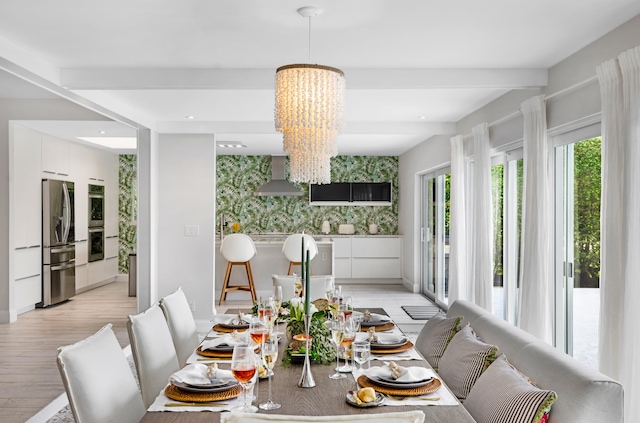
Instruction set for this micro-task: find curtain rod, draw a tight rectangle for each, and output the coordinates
[461,75,599,140]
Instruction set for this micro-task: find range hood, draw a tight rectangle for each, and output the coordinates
[254,156,303,196]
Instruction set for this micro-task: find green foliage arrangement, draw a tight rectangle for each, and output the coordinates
[281,298,335,366]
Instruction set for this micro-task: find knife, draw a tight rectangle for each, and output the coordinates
[164,402,229,407]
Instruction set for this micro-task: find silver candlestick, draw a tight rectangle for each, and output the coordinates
[298,313,316,388]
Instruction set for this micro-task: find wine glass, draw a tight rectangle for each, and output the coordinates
[272,286,283,313]
[259,336,280,410]
[337,317,356,373]
[328,319,346,379]
[230,344,258,413]
[353,340,371,371]
[261,297,277,332]
[249,317,268,348]
[324,277,335,301]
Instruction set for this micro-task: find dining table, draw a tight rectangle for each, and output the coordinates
[139,308,475,423]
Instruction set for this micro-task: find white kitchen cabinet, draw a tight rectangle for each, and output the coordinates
[75,240,88,266]
[332,237,352,279]
[103,153,119,237]
[105,257,118,278]
[70,144,89,242]
[14,247,41,281]
[87,260,104,286]
[12,124,42,249]
[41,134,70,176]
[105,236,119,259]
[15,275,42,311]
[75,263,88,290]
[333,236,402,280]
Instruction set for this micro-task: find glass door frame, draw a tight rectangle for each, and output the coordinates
[420,167,450,307]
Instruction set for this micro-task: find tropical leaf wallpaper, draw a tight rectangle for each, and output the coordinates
[216,155,398,235]
[118,155,137,274]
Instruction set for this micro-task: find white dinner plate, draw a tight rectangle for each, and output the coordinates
[172,379,238,393]
[368,375,433,389]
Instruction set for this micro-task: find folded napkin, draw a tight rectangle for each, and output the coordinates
[365,365,432,383]
[211,314,250,325]
[200,334,244,350]
[373,334,406,344]
[354,312,390,323]
[169,363,235,386]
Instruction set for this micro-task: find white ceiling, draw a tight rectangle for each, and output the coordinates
[1,0,639,155]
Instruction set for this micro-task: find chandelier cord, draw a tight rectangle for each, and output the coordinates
[307,16,312,63]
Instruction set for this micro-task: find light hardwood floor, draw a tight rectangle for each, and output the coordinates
[0,281,136,423]
[0,281,433,422]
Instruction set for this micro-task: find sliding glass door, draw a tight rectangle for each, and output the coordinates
[421,169,450,305]
[554,132,601,368]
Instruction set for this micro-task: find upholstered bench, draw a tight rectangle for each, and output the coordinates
[415,299,623,423]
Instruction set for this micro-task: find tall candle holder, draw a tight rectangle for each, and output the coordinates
[298,313,316,388]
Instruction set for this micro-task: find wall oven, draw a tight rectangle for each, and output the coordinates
[88,184,105,227]
[88,227,104,262]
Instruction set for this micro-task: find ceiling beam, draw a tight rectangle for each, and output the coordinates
[61,68,548,90]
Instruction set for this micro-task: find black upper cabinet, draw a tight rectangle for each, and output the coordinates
[309,182,392,206]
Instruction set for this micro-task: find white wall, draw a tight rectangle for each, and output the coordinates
[398,134,452,292]
[398,14,640,292]
[157,134,216,328]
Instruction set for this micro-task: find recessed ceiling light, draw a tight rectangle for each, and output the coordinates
[418,116,427,120]
[216,142,247,149]
[186,115,195,119]
[98,130,107,134]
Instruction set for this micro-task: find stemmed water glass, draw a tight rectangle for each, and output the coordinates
[259,336,280,410]
[273,286,283,313]
[261,297,277,333]
[328,318,346,379]
[230,344,258,413]
[325,277,335,301]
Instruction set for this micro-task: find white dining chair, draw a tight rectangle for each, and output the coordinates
[127,303,180,408]
[272,274,333,302]
[57,323,146,423]
[159,286,200,366]
[220,410,425,423]
[282,233,318,275]
[219,233,258,304]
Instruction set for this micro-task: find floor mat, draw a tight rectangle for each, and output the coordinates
[401,305,442,320]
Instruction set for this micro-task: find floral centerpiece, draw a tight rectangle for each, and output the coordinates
[282,297,335,365]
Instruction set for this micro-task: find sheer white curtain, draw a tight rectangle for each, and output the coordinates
[470,123,493,312]
[448,135,469,304]
[517,95,553,344]
[597,45,640,423]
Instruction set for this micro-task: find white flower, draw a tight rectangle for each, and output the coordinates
[290,297,302,307]
[310,304,319,314]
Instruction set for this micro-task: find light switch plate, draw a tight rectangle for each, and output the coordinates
[184,225,200,236]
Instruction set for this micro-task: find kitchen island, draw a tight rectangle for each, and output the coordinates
[214,235,334,301]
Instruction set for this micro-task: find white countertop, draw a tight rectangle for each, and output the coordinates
[215,233,402,244]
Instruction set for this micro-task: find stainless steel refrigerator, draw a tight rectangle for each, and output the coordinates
[39,179,76,307]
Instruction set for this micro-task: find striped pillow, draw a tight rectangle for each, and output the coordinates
[437,325,499,400]
[464,355,557,423]
[414,313,462,371]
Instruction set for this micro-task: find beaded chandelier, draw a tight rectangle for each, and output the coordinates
[274,7,345,185]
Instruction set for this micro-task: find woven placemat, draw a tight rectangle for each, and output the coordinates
[357,374,441,397]
[165,383,241,402]
[370,341,414,355]
[212,324,248,333]
[196,346,233,358]
[360,321,395,332]
[197,345,259,358]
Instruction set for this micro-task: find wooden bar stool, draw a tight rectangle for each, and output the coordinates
[282,233,318,275]
[219,234,257,305]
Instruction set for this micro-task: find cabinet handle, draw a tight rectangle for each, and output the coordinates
[15,274,40,281]
[51,261,76,271]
